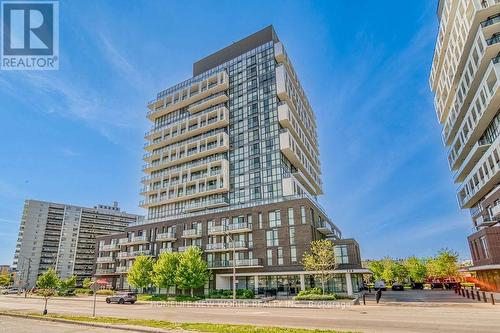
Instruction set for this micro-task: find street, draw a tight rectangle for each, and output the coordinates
[0,290,499,333]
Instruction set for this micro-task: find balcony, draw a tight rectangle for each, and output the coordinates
[119,235,148,245]
[178,245,200,252]
[144,106,229,150]
[187,92,229,114]
[156,232,176,242]
[118,238,129,245]
[184,196,230,212]
[182,229,202,238]
[316,221,332,235]
[159,247,174,254]
[207,225,225,235]
[205,241,248,252]
[208,258,262,269]
[140,177,228,208]
[143,132,229,173]
[116,266,130,274]
[278,102,319,162]
[457,138,500,208]
[95,268,116,275]
[431,0,500,122]
[205,243,226,252]
[102,244,120,251]
[117,250,151,259]
[141,156,227,185]
[441,27,500,146]
[279,130,322,195]
[447,61,500,171]
[147,71,229,120]
[226,222,251,233]
[96,256,115,263]
[475,215,500,230]
[454,138,491,183]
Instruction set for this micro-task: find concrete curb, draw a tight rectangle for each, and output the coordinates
[0,311,188,333]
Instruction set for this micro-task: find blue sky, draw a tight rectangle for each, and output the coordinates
[0,0,471,265]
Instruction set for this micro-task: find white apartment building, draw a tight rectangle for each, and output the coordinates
[430,0,500,291]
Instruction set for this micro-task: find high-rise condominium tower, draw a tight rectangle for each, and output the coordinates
[95,26,368,296]
[430,0,500,291]
[13,200,143,287]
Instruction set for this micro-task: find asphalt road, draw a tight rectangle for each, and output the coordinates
[1,290,499,333]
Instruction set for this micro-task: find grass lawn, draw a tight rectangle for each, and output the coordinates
[28,313,358,333]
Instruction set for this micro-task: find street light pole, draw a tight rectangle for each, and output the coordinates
[92,276,97,317]
[226,232,236,304]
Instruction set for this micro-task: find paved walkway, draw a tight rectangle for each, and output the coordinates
[1,291,499,333]
[0,315,123,333]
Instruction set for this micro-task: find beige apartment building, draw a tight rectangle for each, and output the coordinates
[13,200,143,287]
[430,0,500,291]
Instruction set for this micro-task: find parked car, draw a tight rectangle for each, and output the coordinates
[374,280,386,291]
[391,283,404,291]
[1,287,20,295]
[105,292,136,304]
[411,282,424,290]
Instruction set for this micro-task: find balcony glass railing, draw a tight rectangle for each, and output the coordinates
[156,232,176,241]
[227,222,250,232]
[182,229,202,237]
[481,14,500,28]
[208,258,261,268]
[486,34,500,46]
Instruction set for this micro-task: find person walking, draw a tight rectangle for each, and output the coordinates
[376,288,382,304]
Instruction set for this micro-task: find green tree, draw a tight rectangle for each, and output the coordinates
[58,275,77,295]
[127,255,154,293]
[82,277,92,289]
[404,257,428,283]
[377,258,408,283]
[301,239,336,294]
[379,257,395,283]
[0,274,11,287]
[153,252,180,295]
[427,249,459,280]
[175,246,210,297]
[36,268,60,315]
[367,260,385,281]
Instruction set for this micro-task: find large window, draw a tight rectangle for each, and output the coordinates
[480,236,490,258]
[287,208,294,225]
[335,245,349,264]
[289,226,295,245]
[290,246,297,264]
[277,247,284,265]
[267,249,273,266]
[300,206,306,224]
[268,210,281,228]
[266,229,279,246]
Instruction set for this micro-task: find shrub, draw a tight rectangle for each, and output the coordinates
[294,294,337,301]
[241,289,254,299]
[137,294,169,301]
[297,287,322,297]
[56,289,76,297]
[207,289,255,299]
[75,288,92,295]
[174,295,202,302]
[95,289,115,296]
